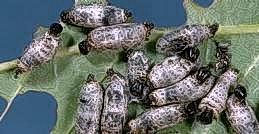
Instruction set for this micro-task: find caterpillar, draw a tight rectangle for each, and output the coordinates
[156,24,218,55]
[75,74,103,134]
[16,23,63,76]
[149,66,215,106]
[60,5,132,28]
[197,68,238,124]
[127,50,150,100]
[226,85,259,134]
[148,47,200,89]
[78,22,154,55]
[101,69,128,134]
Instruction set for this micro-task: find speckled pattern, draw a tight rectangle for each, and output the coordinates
[128,104,186,134]
[226,95,259,134]
[148,55,199,89]
[61,5,128,28]
[198,69,238,119]
[156,24,217,55]
[127,50,150,98]
[149,73,215,106]
[101,72,128,134]
[215,42,232,73]
[75,76,103,134]
[87,23,151,51]
[17,32,61,72]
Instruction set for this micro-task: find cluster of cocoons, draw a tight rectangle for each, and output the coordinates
[16,3,258,134]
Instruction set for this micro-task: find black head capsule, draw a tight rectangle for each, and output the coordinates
[196,66,211,84]
[180,47,200,62]
[129,80,145,97]
[208,23,219,36]
[234,85,247,103]
[143,22,154,35]
[184,101,199,117]
[197,109,214,125]
[49,23,63,36]
[78,40,91,55]
[124,9,133,19]
[14,68,23,79]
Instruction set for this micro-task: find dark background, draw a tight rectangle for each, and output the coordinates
[0,0,213,133]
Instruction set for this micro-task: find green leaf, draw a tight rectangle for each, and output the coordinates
[0,0,258,134]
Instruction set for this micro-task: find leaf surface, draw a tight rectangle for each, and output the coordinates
[0,0,258,134]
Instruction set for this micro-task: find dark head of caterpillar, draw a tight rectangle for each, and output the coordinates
[86,73,96,83]
[196,66,211,84]
[184,101,199,117]
[49,23,63,36]
[14,68,24,79]
[60,10,73,24]
[129,80,145,97]
[143,22,154,35]
[234,84,247,103]
[78,40,91,55]
[180,47,200,62]
[124,9,133,19]
[197,109,214,125]
[79,98,87,103]
[208,23,219,37]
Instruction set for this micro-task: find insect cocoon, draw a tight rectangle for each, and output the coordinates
[78,22,154,55]
[197,68,238,124]
[149,66,215,106]
[148,47,200,89]
[226,85,259,134]
[16,23,63,76]
[156,24,218,55]
[75,74,103,134]
[101,69,128,134]
[60,5,132,28]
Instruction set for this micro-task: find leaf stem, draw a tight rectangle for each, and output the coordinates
[0,85,23,122]
[0,24,259,73]
[218,24,259,35]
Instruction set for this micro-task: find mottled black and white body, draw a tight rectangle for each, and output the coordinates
[149,67,215,106]
[156,24,218,55]
[226,85,259,134]
[60,5,132,28]
[128,102,197,134]
[16,23,63,75]
[101,69,128,134]
[197,68,238,124]
[78,22,154,55]
[75,74,103,134]
[148,48,200,89]
[127,50,150,99]
[215,41,232,73]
